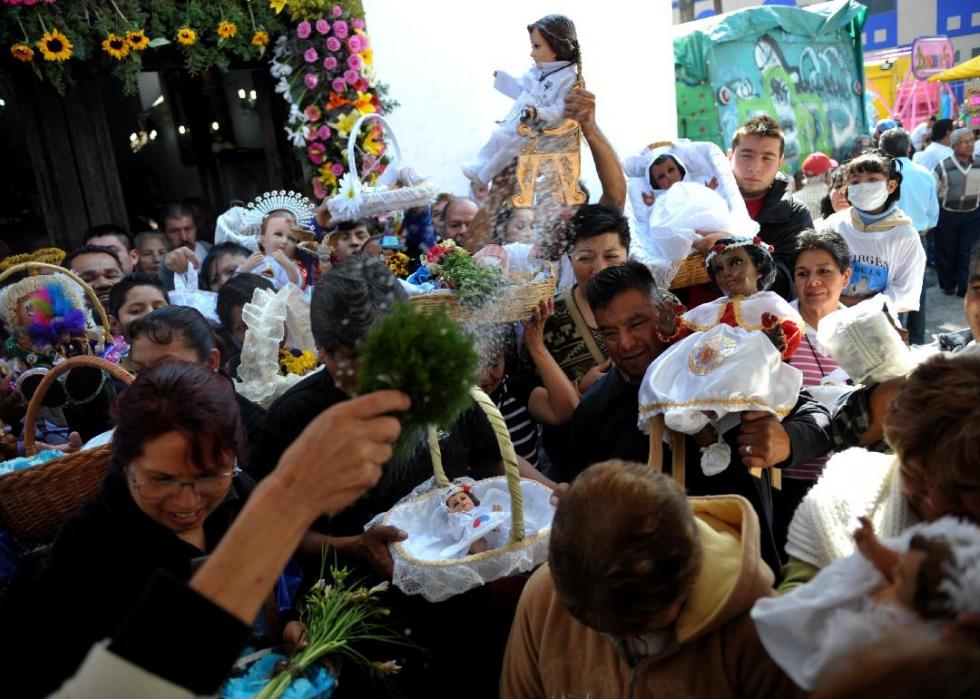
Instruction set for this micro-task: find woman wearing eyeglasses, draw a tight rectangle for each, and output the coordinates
[0,362,275,698]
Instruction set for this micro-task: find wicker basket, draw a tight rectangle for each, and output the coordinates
[0,356,133,542]
[669,252,710,289]
[382,386,554,602]
[409,273,556,325]
[0,248,67,272]
[0,261,114,349]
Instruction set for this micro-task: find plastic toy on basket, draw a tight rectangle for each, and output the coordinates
[326,114,438,222]
[377,386,555,602]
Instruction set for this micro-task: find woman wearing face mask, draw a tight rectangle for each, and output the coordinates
[819,151,926,312]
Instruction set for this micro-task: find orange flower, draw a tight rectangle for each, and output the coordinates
[353,91,377,115]
[251,31,270,47]
[326,92,351,110]
[217,21,237,40]
[11,43,34,62]
[176,27,197,46]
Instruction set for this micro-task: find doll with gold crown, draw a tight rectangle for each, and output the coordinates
[639,237,805,476]
[235,191,317,291]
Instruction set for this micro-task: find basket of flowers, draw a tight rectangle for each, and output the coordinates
[327,113,439,222]
[406,240,556,324]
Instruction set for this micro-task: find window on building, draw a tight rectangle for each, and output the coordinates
[865,0,896,14]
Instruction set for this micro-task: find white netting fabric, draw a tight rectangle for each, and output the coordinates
[235,284,320,408]
[816,294,914,384]
[375,476,555,602]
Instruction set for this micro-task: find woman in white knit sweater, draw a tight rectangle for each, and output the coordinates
[780,349,980,590]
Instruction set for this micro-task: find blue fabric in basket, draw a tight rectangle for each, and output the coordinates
[0,450,67,476]
[221,651,335,699]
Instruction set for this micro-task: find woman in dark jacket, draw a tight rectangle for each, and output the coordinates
[0,363,267,697]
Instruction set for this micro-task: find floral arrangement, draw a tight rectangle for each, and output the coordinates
[417,239,503,304]
[356,302,478,458]
[237,567,401,699]
[268,0,397,199]
[1,0,287,94]
[383,250,410,279]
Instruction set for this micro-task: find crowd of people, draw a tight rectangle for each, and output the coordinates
[2,27,980,697]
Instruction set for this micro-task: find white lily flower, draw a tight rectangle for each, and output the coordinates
[284,125,307,148]
[275,77,292,97]
[270,60,293,79]
[331,171,363,219]
[288,104,306,125]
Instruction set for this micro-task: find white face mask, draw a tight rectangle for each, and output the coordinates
[847,181,890,212]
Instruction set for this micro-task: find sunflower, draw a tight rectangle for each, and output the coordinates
[126,29,150,51]
[217,21,237,40]
[36,28,73,62]
[10,43,34,62]
[251,30,269,47]
[176,27,197,46]
[102,33,131,60]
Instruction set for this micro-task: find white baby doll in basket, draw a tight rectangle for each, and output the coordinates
[462,14,581,188]
[624,140,758,289]
[752,516,980,691]
[639,238,804,476]
[237,191,316,291]
[437,482,513,559]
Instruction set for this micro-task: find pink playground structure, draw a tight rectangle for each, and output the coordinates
[893,37,959,125]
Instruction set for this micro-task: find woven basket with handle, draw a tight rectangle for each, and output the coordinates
[670,252,711,289]
[409,271,556,325]
[0,356,133,542]
[382,386,554,602]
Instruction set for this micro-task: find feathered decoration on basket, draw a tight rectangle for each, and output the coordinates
[24,283,87,348]
[241,190,317,237]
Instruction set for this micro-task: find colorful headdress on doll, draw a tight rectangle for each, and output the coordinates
[0,274,92,341]
[704,236,777,292]
[240,190,317,239]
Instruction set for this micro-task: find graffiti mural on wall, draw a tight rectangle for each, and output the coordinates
[678,30,867,169]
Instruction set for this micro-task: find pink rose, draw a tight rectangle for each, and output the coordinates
[305,124,320,141]
[352,18,365,30]
[304,47,318,63]
[315,19,330,35]
[331,163,345,176]
[296,21,312,39]
[304,73,319,90]
[331,78,347,93]
[318,124,332,140]
[332,20,348,39]
[344,69,359,85]
[331,5,342,17]
[307,143,326,164]
[346,54,361,70]
[312,177,328,200]
[323,56,338,70]
[347,35,363,52]
[325,36,341,52]
[304,105,322,121]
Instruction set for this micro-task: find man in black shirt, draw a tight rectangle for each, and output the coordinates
[565,262,832,572]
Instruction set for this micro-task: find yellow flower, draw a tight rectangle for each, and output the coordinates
[251,30,270,47]
[217,21,237,40]
[331,110,360,138]
[362,125,384,157]
[10,43,34,63]
[102,33,131,60]
[269,0,288,14]
[353,91,377,116]
[317,165,338,190]
[360,47,373,66]
[36,29,73,62]
[126,29,150,51]
[176,27,197,46]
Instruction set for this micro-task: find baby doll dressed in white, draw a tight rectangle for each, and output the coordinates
[437,482,512,559]
[237,191,316,291]
[752,516,980,691]
[624,140,757,288]
[463,14,581,188]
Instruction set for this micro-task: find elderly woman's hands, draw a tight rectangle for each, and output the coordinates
[272,390,410,519]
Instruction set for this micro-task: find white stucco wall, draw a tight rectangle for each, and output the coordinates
[363,0,676,199]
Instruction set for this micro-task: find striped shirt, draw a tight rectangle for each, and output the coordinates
[785,303,843,480]
[492,374,539,468]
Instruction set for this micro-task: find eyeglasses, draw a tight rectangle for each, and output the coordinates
[128,466,240,499]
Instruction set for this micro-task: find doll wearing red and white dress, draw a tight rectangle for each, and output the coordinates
[657,236,803,360]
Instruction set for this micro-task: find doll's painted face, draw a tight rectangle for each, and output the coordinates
[259,212,299,256]
[711,247,760,298]
[649,156,684,190]
[529,28,557,66]
[447,491,476,513]
[504,208,534,244]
